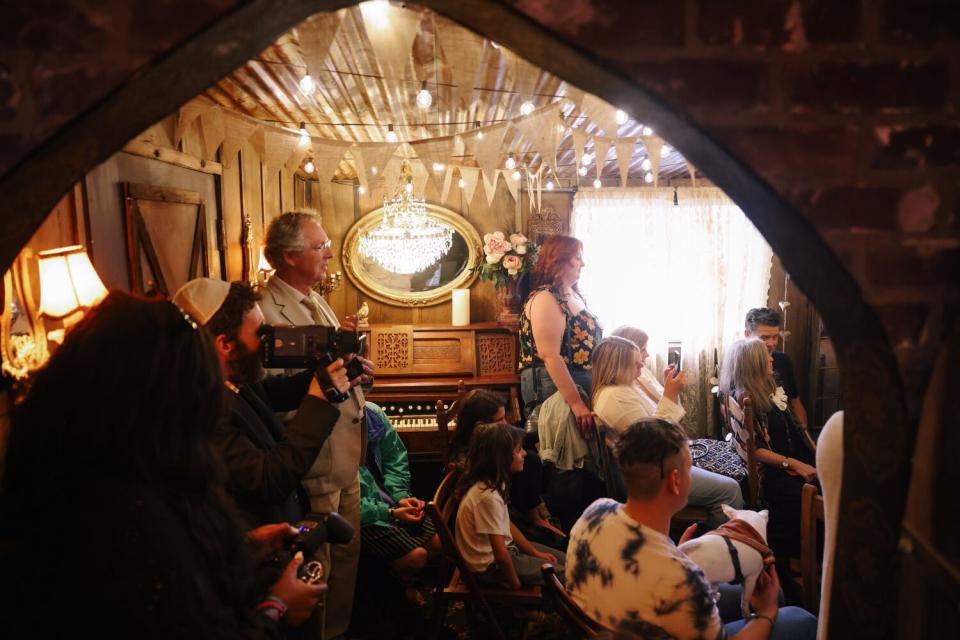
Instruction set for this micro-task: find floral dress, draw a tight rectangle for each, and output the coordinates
[518,285,602,371]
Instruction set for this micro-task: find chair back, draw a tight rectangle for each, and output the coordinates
[725,394,760,509]
[540,563,608,638]
[800,482,826,613]
[436,380,467,467]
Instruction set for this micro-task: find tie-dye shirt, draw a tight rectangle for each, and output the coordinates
[566,499,725,640]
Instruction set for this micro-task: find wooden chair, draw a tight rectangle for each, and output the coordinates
[800,482,826,614]
[724,394,760,509]
[540,563,609,638]
[435,380,467,467]
[426,468,541,640]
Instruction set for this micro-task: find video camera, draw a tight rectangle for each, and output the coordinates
[261,511,355,586]
[259,325,367,402]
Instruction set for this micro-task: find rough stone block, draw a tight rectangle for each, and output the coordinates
[625,59,770,110]
[696,0,861,46]
[799,187,902,230]
[881,0,960,45]
[713,125,861,178]
[869,246,960,287]
[872,125,960,168]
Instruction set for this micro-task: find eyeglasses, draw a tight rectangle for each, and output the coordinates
[308,240,332,252]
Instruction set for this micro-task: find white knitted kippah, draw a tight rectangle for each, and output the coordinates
[171,278,231,326]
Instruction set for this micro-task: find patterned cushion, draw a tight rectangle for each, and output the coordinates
[690,438,747,482]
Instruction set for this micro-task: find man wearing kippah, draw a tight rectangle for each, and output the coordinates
[172,277,351,527]
[258,210,375,640]
[565,418,817,639]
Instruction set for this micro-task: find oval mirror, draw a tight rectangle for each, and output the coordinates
[342,204,481,306]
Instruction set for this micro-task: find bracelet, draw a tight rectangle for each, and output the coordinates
[747,612,776,627]
[255,596,288,619]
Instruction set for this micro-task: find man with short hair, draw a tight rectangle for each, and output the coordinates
[745,307,808,427]
[172,277,350,526]
[566,418,817,639]
[258,210,374,640]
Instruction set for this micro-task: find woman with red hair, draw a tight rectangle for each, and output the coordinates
[518,234,601,430]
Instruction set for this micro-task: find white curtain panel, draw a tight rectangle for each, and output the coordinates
[572,187,773,437]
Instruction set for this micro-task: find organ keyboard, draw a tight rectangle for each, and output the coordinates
[362,323,521,462]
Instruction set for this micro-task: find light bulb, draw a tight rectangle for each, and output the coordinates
[385,125,398,143]
[593,178,602,188]
[432,162,445,173]
[644,171,654,183]
[490,40,500,49]
[615,109,628,125]
[358,185,366,195]
[476,130,484,140]
[520,100,534,115]
[578,165,588,176]
[298,122,310,147]
[641,157,652,171]
[642,126,654,136]
[304,159,315,174]
[475,121,484,139]
[581,152,592,165]
[299,74,315,94]
[416,80,432,109]
[505,154,516,170]
[361,0,391,30]
[371,166,378,175]
[458,177,466,189]
[546,180,555,190]
[512,170,521,181]
[405,182,413,194]
[661,144,672,158]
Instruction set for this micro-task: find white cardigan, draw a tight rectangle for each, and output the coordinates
[593,368,685,436]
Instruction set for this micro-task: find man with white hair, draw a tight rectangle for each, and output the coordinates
[258,210,374,640]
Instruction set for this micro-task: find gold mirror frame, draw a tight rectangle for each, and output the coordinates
[342,204,481,307]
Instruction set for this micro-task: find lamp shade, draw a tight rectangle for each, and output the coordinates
[37,245,107,318]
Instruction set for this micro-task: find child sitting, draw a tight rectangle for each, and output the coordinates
[454,422,565,588]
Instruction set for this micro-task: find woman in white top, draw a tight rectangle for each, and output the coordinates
[592,328,743,528]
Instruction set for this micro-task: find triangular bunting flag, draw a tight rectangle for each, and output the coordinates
[410,136,455,193]
[505,48,540,105]
[198,105,225,160]
[298,12,342,78]
[474,122,508,191]
[481,170,499,207]
[381,157,403,196]
[460,166,480,206]
[593,136,613,180]
[221,115,258,168]
[262,128,300,173]
[440,166,454,204]
[285,145,310,176]
[249,126,267,160]
[351,142,399,192]
[410,160,430,199]
[685,158,698,186]
[571,128,589,170]
[642,135,664,187]
[513,103,562,176]
[502,169,520,203]
[310,139,352,184]
[435,16,484,109]
[564,85,585,110]
[615,137,637,188]
[175,100,207,148]
[581,93,620,136]
[361,3,422,92]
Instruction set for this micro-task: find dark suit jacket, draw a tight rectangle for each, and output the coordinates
[216,370,340,526]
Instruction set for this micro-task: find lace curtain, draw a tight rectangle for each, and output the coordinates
[572,187,773,438]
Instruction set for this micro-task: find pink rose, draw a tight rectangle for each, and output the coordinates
[483,231,513,257]
[502,254,523,275]
[509,233,528,246]
[486,253,503,264]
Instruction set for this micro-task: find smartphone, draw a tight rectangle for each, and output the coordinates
[667,341,683,371]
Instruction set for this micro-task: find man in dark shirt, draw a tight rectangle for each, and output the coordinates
[744,307,808,427]
[173,277,350,526]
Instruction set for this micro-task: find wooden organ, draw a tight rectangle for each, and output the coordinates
[362,323,521,462]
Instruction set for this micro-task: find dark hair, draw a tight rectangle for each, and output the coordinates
[2,292,258,617]
[745,307,781,332]
[451,389,505,459]
[615,418,687,500]
[456,421,524,503]
[206,281,260,339]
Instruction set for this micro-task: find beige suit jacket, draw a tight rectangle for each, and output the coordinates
[259,275,365,497]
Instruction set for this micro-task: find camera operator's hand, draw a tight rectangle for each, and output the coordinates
[248,523,298,553]
[343,353,375,387]
[308,358,351,402]
[270,551,327,626]
[390,505,425,524]
[340,314,359,332]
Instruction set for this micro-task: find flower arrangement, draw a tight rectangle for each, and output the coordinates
[476,231,538,289]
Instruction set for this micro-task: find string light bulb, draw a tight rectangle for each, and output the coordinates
[371,166,378,175]
[298,122,310,147]
[404,182,414,194]
[505,153,517,170]
[361,0,391,30]
[661,144,672,158]
[578,165,588,176]
[546,180,555,190]
[475,121,484,140]
[416,80,432,109]
[644,171,654,183]
[458,177,466,189]
[520,100,534,115]
[304,158,315,174]
[593,178,602,188]
[299,74,315,94]
[642,126,654,136]
[641,157,652,171]
[615,109,628,125]
[385,124,398,143]
[511,169,521,181]
[581,152,592,166]
[358,185,366,195]
[432,162,445,173]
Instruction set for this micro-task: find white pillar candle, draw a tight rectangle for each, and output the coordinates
[451,288,470,326]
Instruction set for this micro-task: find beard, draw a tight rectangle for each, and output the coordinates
[227,339,265,386]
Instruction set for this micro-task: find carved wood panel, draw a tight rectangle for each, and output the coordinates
[371,327,413,374]
[478,333,516,376]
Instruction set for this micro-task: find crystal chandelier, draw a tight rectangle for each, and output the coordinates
[359,162,453,274]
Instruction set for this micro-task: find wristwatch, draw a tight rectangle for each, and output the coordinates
[780,457,790,469]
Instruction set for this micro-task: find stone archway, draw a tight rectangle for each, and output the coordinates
[0,1,910,636]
